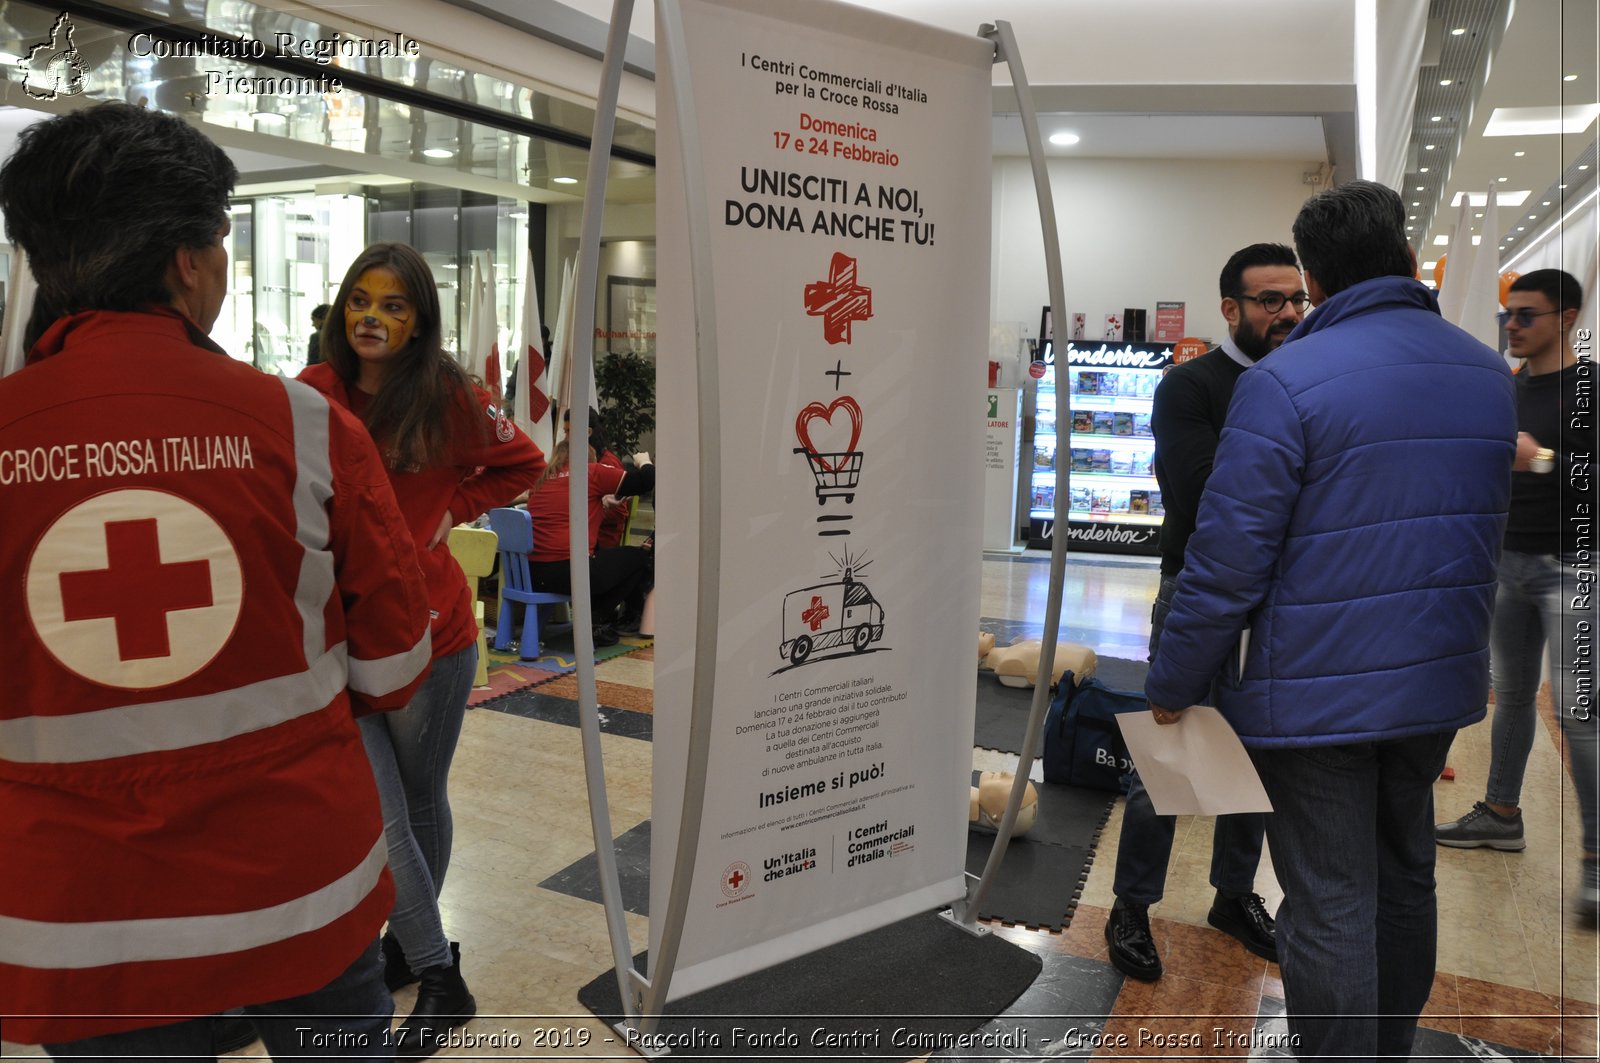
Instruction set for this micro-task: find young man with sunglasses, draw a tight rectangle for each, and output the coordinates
[1103,243,1305,982]
[1436,269,1597,919]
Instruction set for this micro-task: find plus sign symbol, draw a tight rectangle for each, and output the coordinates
[801,595,830,632]
[26,489,243,689]
[803,251,873,345]
[721,860,752,899]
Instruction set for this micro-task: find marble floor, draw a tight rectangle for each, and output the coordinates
[6,548,1597,1061]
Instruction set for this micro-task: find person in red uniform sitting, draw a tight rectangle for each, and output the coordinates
[300,243,545,1059]
[526,439,655,645]
[0,103,432,1059]
[561,406,632,551]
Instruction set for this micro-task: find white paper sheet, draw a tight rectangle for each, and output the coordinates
[1116,706,1273,816]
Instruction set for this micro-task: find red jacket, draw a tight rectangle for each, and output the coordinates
[299,364,546,659]
[0,308,431,1043]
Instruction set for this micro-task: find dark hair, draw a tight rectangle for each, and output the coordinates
[311,303,331,324]
[322,242,482,470]
[0,102,238,349]
[1509,269,1584,314]
[1291,180,1413,297]
[1218,243,1299,299]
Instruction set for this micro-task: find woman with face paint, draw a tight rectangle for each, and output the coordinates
[300,243,546,1058]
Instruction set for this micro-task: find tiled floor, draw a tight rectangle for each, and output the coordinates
[6,548,1597,1060]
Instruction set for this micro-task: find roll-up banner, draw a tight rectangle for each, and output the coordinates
[655,0,993,998]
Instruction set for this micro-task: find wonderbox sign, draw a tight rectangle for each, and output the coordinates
[654,0,992,998]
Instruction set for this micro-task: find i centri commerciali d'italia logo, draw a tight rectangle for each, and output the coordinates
[17,12,88,101]
[26,489,243,689]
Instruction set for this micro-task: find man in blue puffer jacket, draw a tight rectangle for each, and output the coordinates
[1145,180,1516,1060]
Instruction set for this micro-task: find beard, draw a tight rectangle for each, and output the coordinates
[1233,314,1296,361]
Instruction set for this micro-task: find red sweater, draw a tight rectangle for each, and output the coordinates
[300,364,546,658]
[527,461,627,561]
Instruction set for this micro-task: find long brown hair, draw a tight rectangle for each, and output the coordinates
[534,439,597,488]
[322,242,483,469]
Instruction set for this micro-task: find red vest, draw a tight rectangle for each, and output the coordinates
[0,309,432,1042]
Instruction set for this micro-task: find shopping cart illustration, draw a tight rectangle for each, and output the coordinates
[794,447,863,504]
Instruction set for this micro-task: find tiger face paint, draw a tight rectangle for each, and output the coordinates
[345,267,417,371]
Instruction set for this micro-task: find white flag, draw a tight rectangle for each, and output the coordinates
[515,258,554,455]
[1,248,38,379]
[1437,193,1476,326]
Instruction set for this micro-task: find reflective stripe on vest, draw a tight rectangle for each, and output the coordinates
[283,377,336,664]
[349,636,432,697]
[0,834,386,969]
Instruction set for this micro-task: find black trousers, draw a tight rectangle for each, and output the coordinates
[529,546,651,623]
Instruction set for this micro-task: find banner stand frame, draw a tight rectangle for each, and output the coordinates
[569,5,1072,1047]
[943,19,1073,933]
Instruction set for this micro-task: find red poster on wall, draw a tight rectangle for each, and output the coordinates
[1155,301,1186,342]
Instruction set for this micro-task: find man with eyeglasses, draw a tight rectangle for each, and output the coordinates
[1145,181,1515,1059]
[1437,269,1596,919]
[1103,243,1303,982]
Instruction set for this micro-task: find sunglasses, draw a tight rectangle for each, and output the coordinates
[1236,290,1312,314]
[1496,308,1560,328]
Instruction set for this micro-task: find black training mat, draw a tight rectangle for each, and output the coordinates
[965,771,1114,931]
[575,910,1042,1062]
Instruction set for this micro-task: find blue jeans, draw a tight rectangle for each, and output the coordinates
[1113,575,1266,905]
[44,941,393,1060]
[359,642,475,973]
[1486,550,1599,853]
[1252,732,1454,1062]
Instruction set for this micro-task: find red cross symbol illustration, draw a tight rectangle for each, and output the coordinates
[802,595,830,632]
[803,251,873,345]
[58,518,213,662]
[726,867,744,890]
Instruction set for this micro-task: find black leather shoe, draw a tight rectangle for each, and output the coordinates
[382,929,418,992]
[392,941,476,1061]
[1104,898,1162,981]
[212,1014,258,1054]
[1207,890,1278,962]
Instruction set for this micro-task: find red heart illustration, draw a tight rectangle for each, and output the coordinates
[795,396,863,473]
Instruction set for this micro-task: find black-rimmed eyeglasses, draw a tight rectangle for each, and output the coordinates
[1237,290,1312,314]
[1497,308,1560,328]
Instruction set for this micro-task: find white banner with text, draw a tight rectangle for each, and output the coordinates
[653,0,993,998]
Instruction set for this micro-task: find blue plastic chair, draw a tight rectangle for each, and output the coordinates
[488,508,572,660]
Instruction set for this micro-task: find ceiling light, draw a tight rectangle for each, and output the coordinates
[1583,165,1592,171]
[1433,234,1450,246]
[1452,190,1531,207]
[1421,167,1431,173]
[443,263,459,270]
[1048,132,1080,146]
[1409,215,1417,220]
[1514,151,1525,157]
[422,147,454,159]
[1407,226,1414,231]
[1431,116,1444,122]
[1417,185,1425,191]
[1412,201,1421,206]
[1439,78,1453,86]
[1560,183,1569,188]
[1450,27,1465,35]
[1529,214,1537,219]
[1485,104,1600,137]
[1424,144,1435,150]
[553,176,578,184]
[1498,176,1508,182]
[1518,226,1526,231]
[1476,212,1484,218]
[1565,74,1579,82]
[1422,261,1438,271]
[1543,201,1551,206]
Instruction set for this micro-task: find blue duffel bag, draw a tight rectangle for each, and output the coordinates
[1042,670,1143,792]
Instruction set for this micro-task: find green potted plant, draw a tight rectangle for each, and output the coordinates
[595,349,656,456]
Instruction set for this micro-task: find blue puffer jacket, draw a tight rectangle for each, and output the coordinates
[1145,276,1516,747]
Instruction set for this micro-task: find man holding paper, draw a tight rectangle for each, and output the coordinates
[1144,181,1516,1060]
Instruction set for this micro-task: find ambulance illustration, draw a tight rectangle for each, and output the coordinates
[779,570,885,667]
